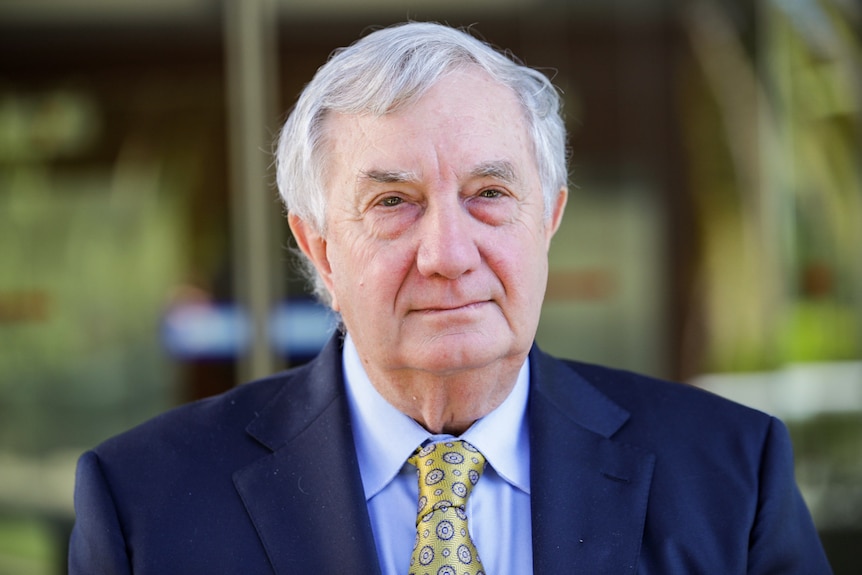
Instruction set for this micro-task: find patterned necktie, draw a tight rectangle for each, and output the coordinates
[407,440,487,575]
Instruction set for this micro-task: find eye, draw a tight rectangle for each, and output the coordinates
[478,188,503,199]
[379,196,404,207]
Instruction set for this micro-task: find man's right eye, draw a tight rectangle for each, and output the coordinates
[380,196,403,207]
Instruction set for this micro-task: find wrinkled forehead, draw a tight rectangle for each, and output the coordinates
[323,82,538,197]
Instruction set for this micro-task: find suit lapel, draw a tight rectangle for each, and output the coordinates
[230,337,654,573]
[233,336,381,574]
[529,347,655,573]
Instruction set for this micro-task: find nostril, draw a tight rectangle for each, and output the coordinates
[416,232,480,279]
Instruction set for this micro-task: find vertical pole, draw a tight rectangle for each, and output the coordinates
[223,0,281,383]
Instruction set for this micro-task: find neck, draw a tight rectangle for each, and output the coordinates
[362,356,525,435]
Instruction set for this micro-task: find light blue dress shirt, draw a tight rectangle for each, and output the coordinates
[342,334,533,575]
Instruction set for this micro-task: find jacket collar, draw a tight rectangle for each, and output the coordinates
[231,336,655,573]
[529,345,656,572]
[233,334,382,574]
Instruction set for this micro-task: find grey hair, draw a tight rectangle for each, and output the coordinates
[275,21,568,303]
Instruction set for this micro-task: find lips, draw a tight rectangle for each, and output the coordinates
[412,300,491,314]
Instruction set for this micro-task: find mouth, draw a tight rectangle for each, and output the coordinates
[413,300,491,314]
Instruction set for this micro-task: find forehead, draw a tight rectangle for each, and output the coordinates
[321,68,537,185]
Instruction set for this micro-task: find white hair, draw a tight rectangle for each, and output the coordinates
[275,21,568,303]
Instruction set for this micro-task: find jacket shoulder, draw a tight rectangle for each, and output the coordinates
[545,354,775,442]
[92,363,308,461]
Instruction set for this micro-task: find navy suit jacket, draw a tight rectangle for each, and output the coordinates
[69,335,832,573]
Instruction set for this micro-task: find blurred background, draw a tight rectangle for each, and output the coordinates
[0,0,859,572]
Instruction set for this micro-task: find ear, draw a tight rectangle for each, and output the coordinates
[288,213,339,310]
[544,187,568,246]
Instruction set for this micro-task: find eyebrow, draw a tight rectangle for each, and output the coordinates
[359,161,518,186]
[470,160,518,185]
[358,169,420,184]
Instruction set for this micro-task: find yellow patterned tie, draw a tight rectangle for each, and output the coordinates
[407,440,487,575]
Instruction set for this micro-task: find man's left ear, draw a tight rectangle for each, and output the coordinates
[545,187,568,244]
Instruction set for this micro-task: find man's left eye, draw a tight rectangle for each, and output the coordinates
[479,189,503,198]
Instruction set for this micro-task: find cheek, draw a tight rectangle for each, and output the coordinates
[328,232,414,304]
[366,203,423,240]
[485,231,549,301]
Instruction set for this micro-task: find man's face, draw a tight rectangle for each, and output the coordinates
[294,68,566,379]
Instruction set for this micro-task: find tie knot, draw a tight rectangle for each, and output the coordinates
[408,440,486,521]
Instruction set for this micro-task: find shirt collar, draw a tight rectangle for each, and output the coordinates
[342,333,531,501]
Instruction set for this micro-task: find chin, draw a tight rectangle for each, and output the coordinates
[407,333,521,374]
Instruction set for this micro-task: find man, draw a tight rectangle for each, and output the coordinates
[69,22,832,574]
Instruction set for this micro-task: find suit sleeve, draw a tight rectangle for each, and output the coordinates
[747,417,832,574]
[68,450,133,575]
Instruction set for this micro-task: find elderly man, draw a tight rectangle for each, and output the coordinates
[69,22,831,574]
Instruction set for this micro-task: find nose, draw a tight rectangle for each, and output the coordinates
[415,199,481,279]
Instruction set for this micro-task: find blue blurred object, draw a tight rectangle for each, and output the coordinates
[269,300,339,358]
[161,299,336,360]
